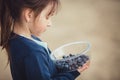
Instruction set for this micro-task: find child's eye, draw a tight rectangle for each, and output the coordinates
[46,12,54,19]
[46,14,53,20]
[46,15,50,19]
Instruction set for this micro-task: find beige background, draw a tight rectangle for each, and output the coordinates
[0,0,120,80]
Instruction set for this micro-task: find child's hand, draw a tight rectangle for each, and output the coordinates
[77,60,90,73]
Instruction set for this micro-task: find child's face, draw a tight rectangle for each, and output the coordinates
[30,4,54,36]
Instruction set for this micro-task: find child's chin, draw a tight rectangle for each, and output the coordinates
[43,29,47,32]
[36,29,47,36]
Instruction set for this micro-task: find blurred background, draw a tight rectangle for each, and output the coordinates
[0,0,120,80]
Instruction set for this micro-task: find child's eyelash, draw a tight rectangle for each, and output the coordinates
[46,15,50,19]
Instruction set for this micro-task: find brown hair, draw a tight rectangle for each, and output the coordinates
[0,0,60,62]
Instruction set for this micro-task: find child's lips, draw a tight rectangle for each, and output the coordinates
[47,25,51,27]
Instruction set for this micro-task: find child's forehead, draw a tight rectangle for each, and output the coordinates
[41,3,57,16]
[44,4,53,13]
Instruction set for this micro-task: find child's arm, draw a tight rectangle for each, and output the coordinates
[24,49,80,80]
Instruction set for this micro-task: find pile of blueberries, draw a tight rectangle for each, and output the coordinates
[55,54,89,72]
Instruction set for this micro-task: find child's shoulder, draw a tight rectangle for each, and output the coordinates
[9,32,46,56]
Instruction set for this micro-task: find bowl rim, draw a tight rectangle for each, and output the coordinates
[51,41,91,61]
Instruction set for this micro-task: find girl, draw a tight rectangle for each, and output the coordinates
[0,0,90,80]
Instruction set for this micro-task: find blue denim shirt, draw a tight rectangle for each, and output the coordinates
[8,32,80,80]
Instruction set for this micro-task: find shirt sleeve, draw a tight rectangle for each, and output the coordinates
[24,49,80,80]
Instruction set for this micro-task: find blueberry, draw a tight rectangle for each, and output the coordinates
[77,62,82,67]
[63,56,67,59]
[64,64,69,68]
[80,55,89,63]
[77,57,82,62]
[69,54,75,57]
[55,53,89,72]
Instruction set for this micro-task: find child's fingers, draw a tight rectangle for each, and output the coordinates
[79,64,88,71]
[77,60,90,73]
[85,60,90,66]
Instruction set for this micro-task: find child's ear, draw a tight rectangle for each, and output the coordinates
[24,8,34,23]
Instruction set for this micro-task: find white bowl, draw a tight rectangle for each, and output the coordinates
[50,41,91,72]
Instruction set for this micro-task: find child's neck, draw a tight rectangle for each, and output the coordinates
[13,22,33,39]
